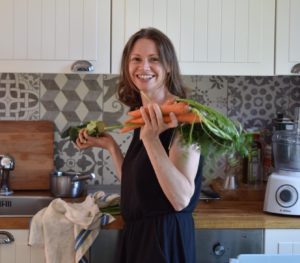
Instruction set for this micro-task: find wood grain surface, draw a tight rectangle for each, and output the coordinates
[102,200,300,230]
[0,121,54,190]
[2,199,300,230]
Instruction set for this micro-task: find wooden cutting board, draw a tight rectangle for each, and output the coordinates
[0,121,54,190]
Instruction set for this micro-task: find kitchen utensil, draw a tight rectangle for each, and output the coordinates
[223,155,240,190]
[223,175,238,190]
[264,130,300,215]
[0,155,15,195]
[50,171,95,198]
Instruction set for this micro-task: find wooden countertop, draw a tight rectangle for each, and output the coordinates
[2,183,300,230]
[104,180,300,230]
[3,199,300,230]
[194,200,300,229]
[103,199,300,230]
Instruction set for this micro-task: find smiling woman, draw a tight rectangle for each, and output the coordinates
[75,27,203,263]
[117,27,186,110]
[128,38,168,97]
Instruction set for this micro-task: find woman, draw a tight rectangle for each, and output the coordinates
[76,27,203,263]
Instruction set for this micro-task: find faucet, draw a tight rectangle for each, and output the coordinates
[0,155,15,196]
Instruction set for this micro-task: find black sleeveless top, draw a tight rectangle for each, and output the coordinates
[117,128,203,263]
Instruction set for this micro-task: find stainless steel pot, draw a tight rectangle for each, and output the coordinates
[50,171,95,198]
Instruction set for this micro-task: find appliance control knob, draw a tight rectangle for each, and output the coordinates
[212,242,225,256]
[276,184,298,208]
[279,189,292,202]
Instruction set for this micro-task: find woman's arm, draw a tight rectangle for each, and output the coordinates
[140,104,200,211]
[142,132,200,211]
[76,129,124,180]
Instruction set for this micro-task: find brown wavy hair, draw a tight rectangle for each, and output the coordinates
[117,27,186,109]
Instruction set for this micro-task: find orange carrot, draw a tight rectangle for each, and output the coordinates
[124,117,144,125]
[169,112,201,123]
[124,117,139,124]
[124,112,201,125]
[128,101,190,118]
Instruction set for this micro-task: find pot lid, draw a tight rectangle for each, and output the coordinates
[272,130,300,145]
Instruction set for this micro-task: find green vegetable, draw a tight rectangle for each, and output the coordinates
[176,98,252,160]
[61,120,122,142]
[100,204,121,215]
[61,123,87,143]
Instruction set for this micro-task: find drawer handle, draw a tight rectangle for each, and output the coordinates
[71,60,94,72]
[291,63,300,73]
[0,231,14,244]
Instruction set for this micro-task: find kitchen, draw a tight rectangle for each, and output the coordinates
[0,0,300,262]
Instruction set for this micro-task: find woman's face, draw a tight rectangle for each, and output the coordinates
[128,38,168,96]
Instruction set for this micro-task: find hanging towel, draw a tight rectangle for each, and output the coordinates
[29,191,120,263]
[74,192,120,263]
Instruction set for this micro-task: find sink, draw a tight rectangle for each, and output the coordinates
[0,195,54,217]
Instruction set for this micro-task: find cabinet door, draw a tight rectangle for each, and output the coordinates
[0,231,16,263]
[0,0,110,73]
[0,230,45,263]
[276,0,300,75]
[112,0,275,75]
[265,229,300,254]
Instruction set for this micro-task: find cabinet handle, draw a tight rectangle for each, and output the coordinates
[0,231,14,244]
[291,63,300,73]
[71,60,94,72]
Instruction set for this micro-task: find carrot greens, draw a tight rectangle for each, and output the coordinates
[176,98,251,159]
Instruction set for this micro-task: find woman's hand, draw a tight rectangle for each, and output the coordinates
[76,127,124,181]
[76,128,115,151]
[139,103,178,141]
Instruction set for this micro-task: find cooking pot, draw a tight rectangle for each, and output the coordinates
[50,171,95,198]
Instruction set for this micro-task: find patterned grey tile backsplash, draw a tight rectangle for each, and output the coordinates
[227,76,294,129]
[0,73,40,120]
[0,73,299,185]
[40,74,104,132]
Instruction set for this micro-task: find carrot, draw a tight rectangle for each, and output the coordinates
[172,112,201,123]
[124,112,201,125]
[124,117,144,125]
[124,116,139,124]
[128,101,190,118]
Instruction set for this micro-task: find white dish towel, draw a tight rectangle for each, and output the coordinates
[29,191,119,263]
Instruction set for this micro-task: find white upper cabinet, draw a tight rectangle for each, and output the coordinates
[0,0,110,73]
[112,0,275,75]
[276,0,300,75]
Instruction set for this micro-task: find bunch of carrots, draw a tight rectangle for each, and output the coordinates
[119,100,201,133]
[62,98,251,159]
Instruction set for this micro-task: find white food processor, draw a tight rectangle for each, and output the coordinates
[264,116,300,215]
